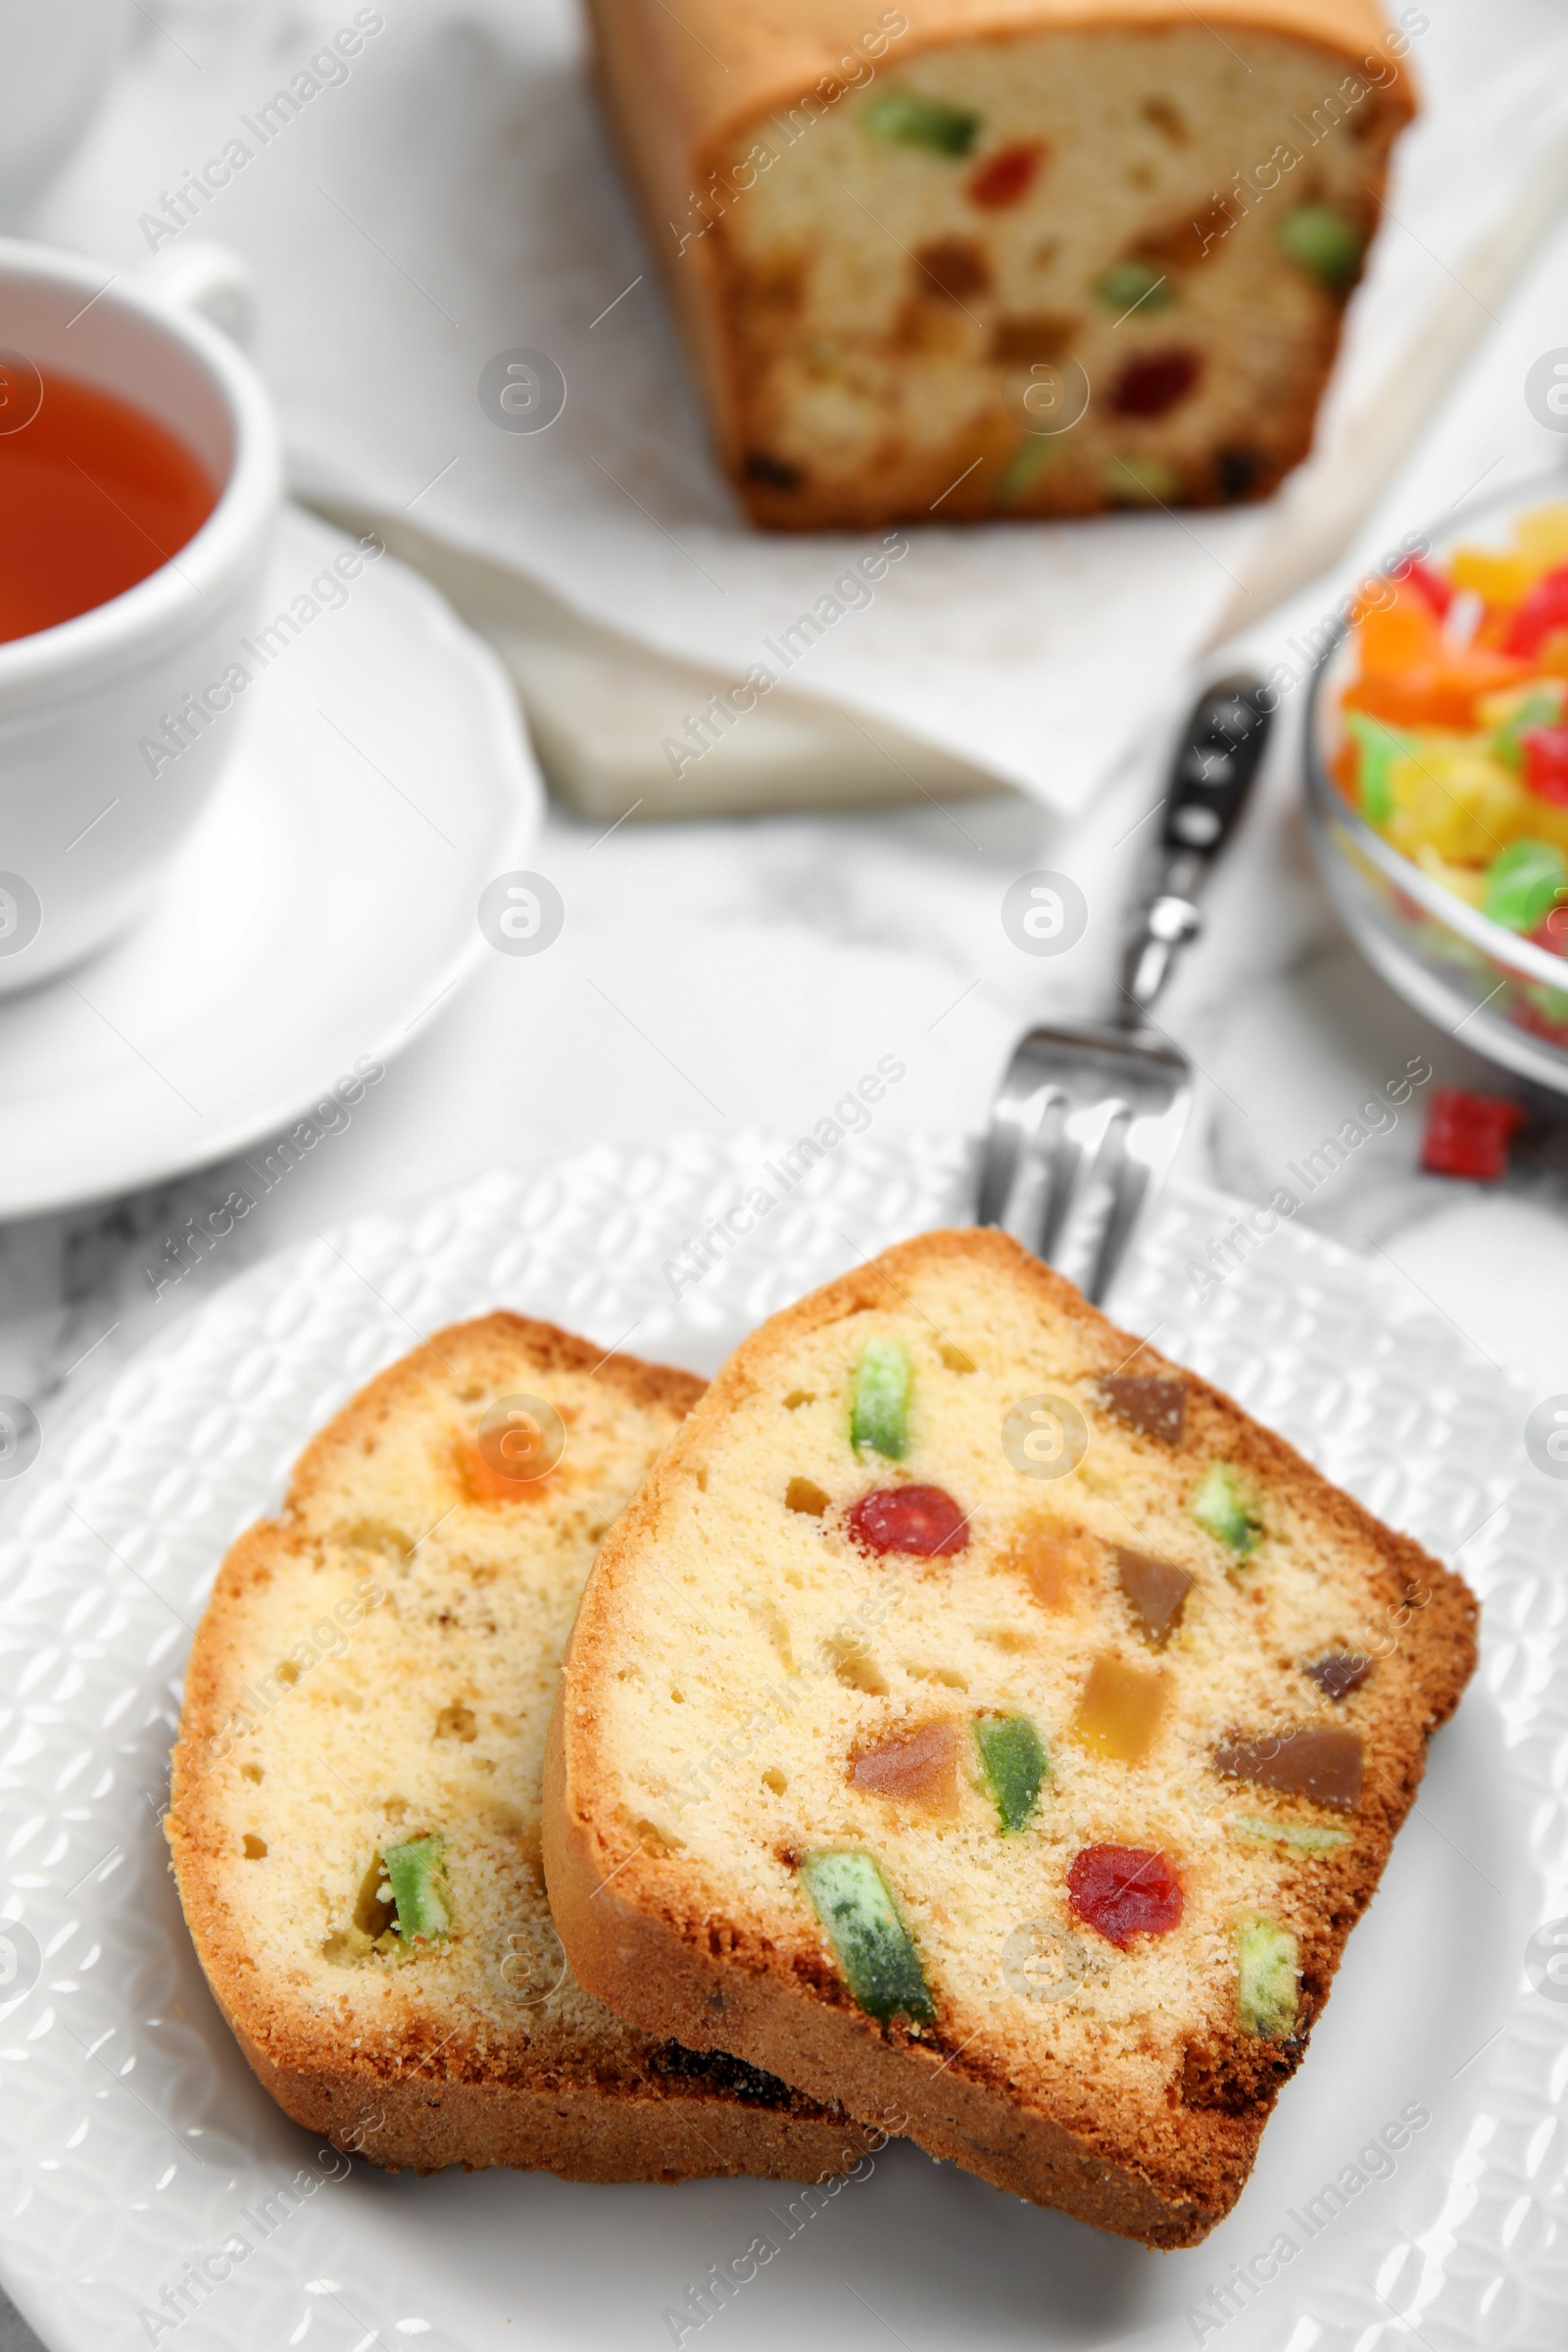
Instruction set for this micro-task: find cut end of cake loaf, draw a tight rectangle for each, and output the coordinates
[168,1312,855,2182]
[589,0,1416,527]
[543,1232,1477,2245]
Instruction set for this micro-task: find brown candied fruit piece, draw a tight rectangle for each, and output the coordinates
[743,450,803,491]
[1115,1546,1194,1648]
[989,313,1077,366]
[1304,1651,1372,1701]
[1069,1655,1168,1763]
[849,1719,958,1817]
[914,236,991,302]
[1098,1374,1187,1445]
[1006,1518,1096,1609]
[785,1477,830,1517]
[1213,1727,1363,1811]
[1067,1843,1183,1947]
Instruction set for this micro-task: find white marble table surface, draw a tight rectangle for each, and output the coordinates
[7,649,1568,1446]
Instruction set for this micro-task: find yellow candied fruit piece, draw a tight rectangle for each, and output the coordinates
[1477,679,1566,730]
[1448,547,1541,606]
[1411,846,1487,906]
[1527,805,1568,856]
[1384,749,1536,864]
[1068,1654,1167,1763]
[1514,504,1568,568]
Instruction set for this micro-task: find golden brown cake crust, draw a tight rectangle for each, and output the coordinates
[169,1311,853,2182]
[587,0,1416,527]
[590,0,1408,173]
[542,1233,1478,2244]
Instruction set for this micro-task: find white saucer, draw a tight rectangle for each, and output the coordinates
[0,506,541,1220]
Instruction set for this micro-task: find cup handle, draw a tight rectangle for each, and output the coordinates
[133,239,255,348]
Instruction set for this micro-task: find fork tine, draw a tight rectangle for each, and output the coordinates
[1032,1091,1081,1264]
[1082,1107,1151,1306]
[976,1022,1192,1298]
[974,1071,1043,1229]
[976,1033,1069,1231]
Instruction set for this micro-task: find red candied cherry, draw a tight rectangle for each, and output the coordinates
[845,1485,969,1558]
[967,141,1048,209]
[1108,349,1200,420]
[1522,726,1568,808]
[1420,1088,1526,1182]
[1503,563,1568,658]
[1067,1844,1184,1948]
[1398,557,1455,619]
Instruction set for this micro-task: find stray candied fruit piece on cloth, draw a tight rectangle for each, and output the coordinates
[1421,1088,1526,1182]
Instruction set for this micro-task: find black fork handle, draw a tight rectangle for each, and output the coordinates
[1116,673,1273,1026]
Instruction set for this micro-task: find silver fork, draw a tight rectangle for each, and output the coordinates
[977,674,1272,1304]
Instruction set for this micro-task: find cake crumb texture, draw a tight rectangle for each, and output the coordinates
[168,1312,854,2180]
[543,1230,1477,2243]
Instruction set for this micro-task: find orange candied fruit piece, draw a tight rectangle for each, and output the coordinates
[1342,648,1531,731]
[1068,1654,1168,1763]
[456,1433,551,1505]
[1005,1518,1098,1609]
[1330,737,1359,805]
[848,1719,959,1817]
[1351,577,1444,675]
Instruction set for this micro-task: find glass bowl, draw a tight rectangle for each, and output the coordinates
[1303,472,1568,1096]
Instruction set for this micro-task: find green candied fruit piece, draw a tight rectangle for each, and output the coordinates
[1190,1461,1263,1557]
[851,1337,910,1459]
[1228,1814,1351,1854]
[1094,260,1172,314]
[1278,205,1364,291]
[1525,979,1568,1022]
[975,1714,1049,1833]
[1236,1914,1299,2038]
[861,89,980,157]
[799,1849,935,2026]
[1105,455,1180,507]
[1482,838,1568,932]
[1491,685,1564,772]
[382,1835,453,1944]
[995,433,1057,505]
[1344,710,1416,824]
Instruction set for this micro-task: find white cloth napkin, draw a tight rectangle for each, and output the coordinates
[36,0,1568,808]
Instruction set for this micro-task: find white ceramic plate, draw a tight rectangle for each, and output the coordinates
[0,1136,1562,2352]
[0,506,540,1220]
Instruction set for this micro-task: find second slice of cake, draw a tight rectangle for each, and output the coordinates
[168,1312,853,2180]
[544,1231,1477,2243]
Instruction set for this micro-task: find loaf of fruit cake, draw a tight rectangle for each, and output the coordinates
[167,1313,854,2180]
[587,0,1417,528]
[542,1231,1477,2244]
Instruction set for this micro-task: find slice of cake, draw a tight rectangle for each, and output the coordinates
[542,1232,1477,2243]
[587,0,1416,527]
[167,1312,853,2180]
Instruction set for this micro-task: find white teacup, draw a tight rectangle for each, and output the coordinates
[0,238,281,994]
